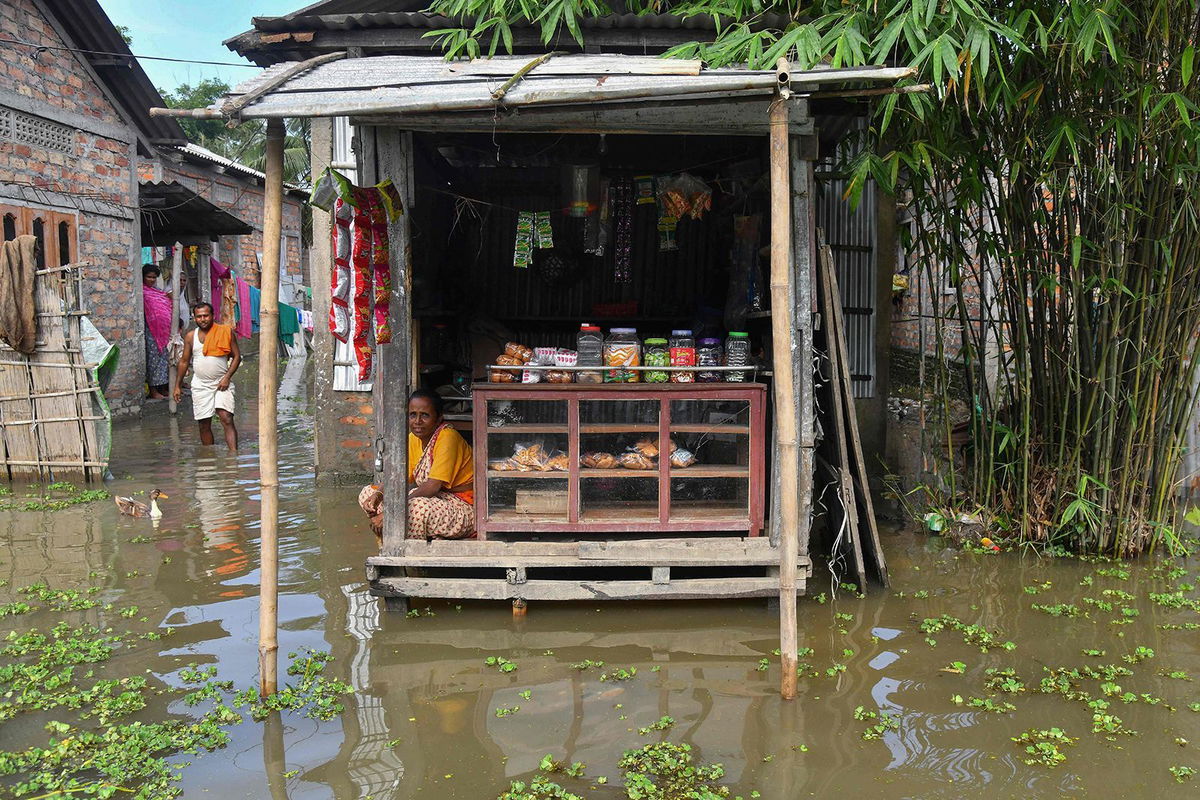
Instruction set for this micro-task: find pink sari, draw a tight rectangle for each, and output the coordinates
[143,285,172,351]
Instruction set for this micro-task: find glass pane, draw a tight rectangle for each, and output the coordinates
[486,477,568,522]
[581,473,658,522]
[668,399,750,519]
[670,476,748,520]
[579,398,659,521]
[486,398,567,431]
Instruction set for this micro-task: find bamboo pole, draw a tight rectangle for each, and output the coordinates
[168,244,182,415]
[258,117,285,696]
[769,59,801,700]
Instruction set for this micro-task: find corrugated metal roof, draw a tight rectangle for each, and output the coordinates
[250,11,792,33]
[208,54,911,120]
[224,2,794,64]
[139,181,253,245]
[175,143,309,196]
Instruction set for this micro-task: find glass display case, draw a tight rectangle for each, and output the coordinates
[472,383,766,538]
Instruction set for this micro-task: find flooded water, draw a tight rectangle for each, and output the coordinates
[1,358,1198,798]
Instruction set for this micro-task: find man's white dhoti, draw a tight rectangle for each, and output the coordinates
[190,327,235,421]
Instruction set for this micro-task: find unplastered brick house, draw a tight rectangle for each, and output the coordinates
[0,0,308,417]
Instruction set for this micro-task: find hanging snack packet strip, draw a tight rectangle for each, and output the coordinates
[514,211,534,269]
[535,211,554,249]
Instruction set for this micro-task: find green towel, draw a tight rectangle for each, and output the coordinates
[278,302,300,346]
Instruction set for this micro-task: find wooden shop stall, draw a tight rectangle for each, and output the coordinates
[155,53,900,694]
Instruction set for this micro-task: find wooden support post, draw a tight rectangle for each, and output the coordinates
[512,598,527,617]
[375,128,414,560]
[198,242,211,303]
[258,117,286,696]
[769,60,801,701]
[167,244,182,415]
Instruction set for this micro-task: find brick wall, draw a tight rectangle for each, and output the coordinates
[889,206,988,362]
[149,155,307,291]
[0,0,144,416]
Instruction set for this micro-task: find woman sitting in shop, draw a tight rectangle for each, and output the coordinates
[359,389,475,544]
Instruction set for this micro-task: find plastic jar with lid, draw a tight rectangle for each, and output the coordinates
[724,331,750,382]
[669,329,696,383]
[576,324,604,383]
[644,338,669,383]
[604,327,641,383]
[697,337,723,382]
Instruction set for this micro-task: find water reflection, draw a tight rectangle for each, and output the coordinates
[0,360,1196,798]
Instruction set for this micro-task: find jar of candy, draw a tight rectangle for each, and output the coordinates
[669,329,696,383]
[644,338,669,383]
[697,337,722,382]
[604,327,641,383]
[724,331,750,382]
[576,324,603,383]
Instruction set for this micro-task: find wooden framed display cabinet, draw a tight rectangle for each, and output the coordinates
[472,383,767,538]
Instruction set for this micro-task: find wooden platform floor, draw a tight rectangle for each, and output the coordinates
[367,537,810,602]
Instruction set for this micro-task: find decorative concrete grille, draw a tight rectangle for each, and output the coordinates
[0,107,75,154]
[214,182,235,205]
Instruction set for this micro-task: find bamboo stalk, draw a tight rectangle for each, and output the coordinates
[258,117,285,697]
[768,61,801,701]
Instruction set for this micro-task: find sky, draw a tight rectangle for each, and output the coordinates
[98,0,306,94]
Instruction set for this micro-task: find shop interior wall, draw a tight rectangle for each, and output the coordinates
[409,132,771,378]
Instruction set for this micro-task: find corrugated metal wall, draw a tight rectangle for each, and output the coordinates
[816,158,877,399]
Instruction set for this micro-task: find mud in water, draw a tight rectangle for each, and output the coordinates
[1,360,1197,798]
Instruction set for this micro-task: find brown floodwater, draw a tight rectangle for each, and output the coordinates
[1,359,1198,799]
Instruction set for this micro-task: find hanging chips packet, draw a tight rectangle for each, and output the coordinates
[309,167,356,212]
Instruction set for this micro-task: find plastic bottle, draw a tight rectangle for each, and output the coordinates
[604,327,641,383]
[644,338,669,383]
[724,331,750,382]
[576,324,603,384]
[669,329,696,383]
[697,337,723,382]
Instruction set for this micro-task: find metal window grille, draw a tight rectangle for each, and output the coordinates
[0,107,74,154]
[214,182,235,205]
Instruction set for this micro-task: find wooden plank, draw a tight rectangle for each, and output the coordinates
[29,269,84,478]
[0,358,38,478]
[791,140,817,559]
[355,96,815,136]
[823,242,889,587]
[816,232,867,592]
[375,127,413,556]
[63,270,100,480]
[371,576,801,602]
[367,554,812,569]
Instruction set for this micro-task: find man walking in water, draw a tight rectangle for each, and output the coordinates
[174,302,241,451]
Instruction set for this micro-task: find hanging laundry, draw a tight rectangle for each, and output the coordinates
[219,277,237,327]
[209,257,231,321]
[248,285,261,333]
[234,277,252,339]
[299,309,314,332]
[278,301,300,347]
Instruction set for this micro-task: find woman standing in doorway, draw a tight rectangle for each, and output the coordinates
[141,264,172,399]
